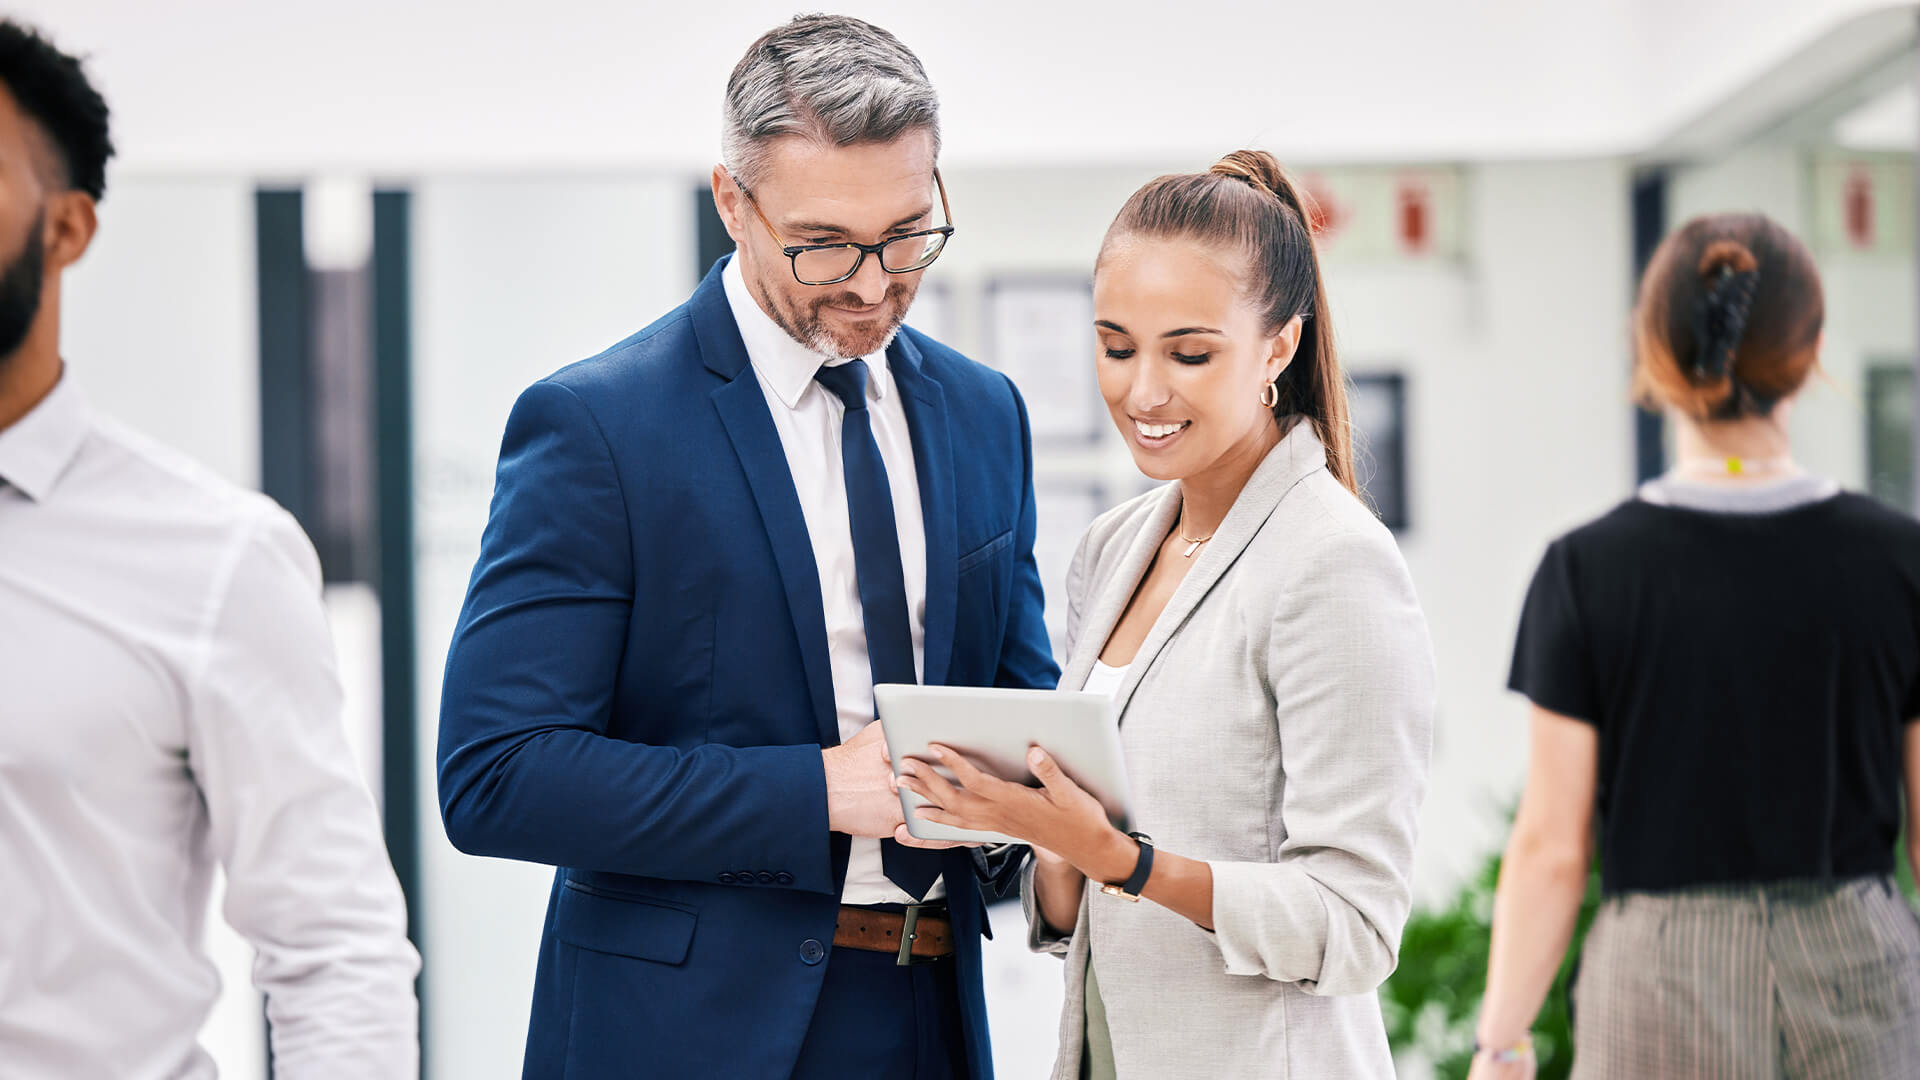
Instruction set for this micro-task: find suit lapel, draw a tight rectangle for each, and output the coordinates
[888,333,959,688]
[1058,486,1179,695]
[1105,424,1330,719]
[695,259,841,748]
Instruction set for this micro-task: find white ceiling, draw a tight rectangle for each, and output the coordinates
[1838,80,1919,148]
[17,0,1916,176]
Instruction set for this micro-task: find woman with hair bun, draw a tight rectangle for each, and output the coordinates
[1470,213,1920,1079]
[897,151,1436,1077]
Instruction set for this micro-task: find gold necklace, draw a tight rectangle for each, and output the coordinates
[1176,515,1214,558]
[1672,454,1798,479]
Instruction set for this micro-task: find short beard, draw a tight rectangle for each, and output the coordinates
[0,208,47,374]
[765,277,916,361]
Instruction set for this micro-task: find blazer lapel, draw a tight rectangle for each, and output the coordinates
[1058,485,1181,695]
[887,333,958,687]
[1108,424,1331,718]
[695,259,840,748]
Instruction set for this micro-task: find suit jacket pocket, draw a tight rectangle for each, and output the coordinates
[957,529,1014,575]
[557,879,698,965]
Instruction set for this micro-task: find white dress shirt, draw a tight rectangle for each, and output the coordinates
[0,373,420,1079]
[722,257,944,906]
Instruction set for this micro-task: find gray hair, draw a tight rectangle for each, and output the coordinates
[722,14,941,190]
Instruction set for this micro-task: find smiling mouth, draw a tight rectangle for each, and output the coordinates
[1132,419,1190,442]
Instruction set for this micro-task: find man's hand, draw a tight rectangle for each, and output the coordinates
[890,822,976,850]
[822,721,906,838]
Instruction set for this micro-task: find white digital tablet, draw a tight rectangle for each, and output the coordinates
[874,683,1134,846]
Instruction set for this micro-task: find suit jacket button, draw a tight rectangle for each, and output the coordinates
[757,872,775,884]
[718,872,736,884]
[800,939,826,965]
[775,872,794,886]
[737,871,756,884]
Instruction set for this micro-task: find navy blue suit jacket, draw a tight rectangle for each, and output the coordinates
[437,258,1060,1079]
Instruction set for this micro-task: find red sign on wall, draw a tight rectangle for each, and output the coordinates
[1844,166,1874,250]
[1397,179,1430,254]
[1299,171,1348,241]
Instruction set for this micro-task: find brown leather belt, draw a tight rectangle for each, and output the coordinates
[834,903,954,964]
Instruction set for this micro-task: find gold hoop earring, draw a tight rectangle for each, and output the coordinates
[1259,380,1280,408]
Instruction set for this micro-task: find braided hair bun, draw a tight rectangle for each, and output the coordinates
[1632,214,1823,421]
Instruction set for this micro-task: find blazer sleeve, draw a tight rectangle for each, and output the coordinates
[1207,514,1435,996]
[436,379,835,894]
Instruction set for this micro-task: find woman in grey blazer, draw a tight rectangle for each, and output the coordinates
[899,151,1436,1079]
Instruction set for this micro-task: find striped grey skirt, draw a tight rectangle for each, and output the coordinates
[1572,876,1920,1079]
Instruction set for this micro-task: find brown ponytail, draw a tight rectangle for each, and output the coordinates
[1633,213,1823,421]
[1102,150,1355,494]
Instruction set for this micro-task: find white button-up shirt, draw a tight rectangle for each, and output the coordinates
[0,373,420,1079]
[723,256,944,905]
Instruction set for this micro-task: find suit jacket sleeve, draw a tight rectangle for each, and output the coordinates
[437,379,835,894]
[1207,515,1435,996]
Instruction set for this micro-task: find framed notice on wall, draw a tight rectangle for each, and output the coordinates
[1349,372,1409,531]
[1866,361,1915,514]
[983,276,1102,444]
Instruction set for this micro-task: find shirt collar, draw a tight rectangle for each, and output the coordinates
[0,370,90,502]
[721,254,892,411]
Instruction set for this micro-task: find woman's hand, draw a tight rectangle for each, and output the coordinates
[897,743,1136,884]
[1466,1049,1535,1080]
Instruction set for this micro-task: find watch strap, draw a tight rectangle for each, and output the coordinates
[1099,832,1154,901]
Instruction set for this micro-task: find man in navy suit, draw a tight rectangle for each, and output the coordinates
[437,15,1058,1079]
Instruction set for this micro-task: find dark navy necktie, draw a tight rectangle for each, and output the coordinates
[813,360,943,900]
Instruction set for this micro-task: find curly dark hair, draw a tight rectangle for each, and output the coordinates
[0,19,112,202]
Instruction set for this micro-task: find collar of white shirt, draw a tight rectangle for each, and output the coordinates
[0,370,88,502]
[720,254,895,411]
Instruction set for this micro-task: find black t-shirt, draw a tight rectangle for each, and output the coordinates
[1509,492,1920,895]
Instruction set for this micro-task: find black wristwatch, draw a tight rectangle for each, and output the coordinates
[1098,832,1155,901]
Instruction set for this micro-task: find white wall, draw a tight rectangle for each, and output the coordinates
[62,177,259,488]
[1353,160,1639,896]
[409,175,696,1080]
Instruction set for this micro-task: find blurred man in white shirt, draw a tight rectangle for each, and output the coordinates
[0,19,420,1079]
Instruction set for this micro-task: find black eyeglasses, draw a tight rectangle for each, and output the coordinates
[735,170,955,286]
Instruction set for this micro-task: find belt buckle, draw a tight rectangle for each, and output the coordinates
[896,902,936,966]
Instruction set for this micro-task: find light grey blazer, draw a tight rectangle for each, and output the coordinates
[1022,423,1435,1079]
